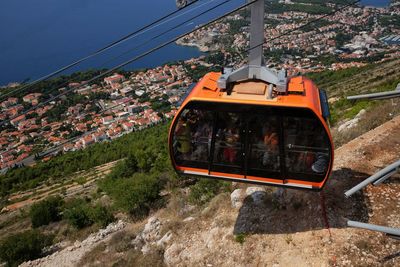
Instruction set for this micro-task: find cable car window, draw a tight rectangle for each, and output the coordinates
[283,114,331,182]
[211,112,243,174]
[247,113,280,178]
[173,108,213,168]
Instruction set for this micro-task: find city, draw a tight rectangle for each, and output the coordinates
[0,0,399,171]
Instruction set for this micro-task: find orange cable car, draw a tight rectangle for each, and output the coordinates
[168,0,334,191]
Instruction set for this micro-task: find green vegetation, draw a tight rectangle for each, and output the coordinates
[0,123,171,197]
[0,230,53,267]
[0,69,106,100]
[63,198,114,229]
[29,195,64,228]
[269,2,333,14]
[106,155,138,180]
[150,98,171,113]
[329,78,399,125]
[301,19,332,32]
[89,204,115,228]
[204,52,226,66]
[335,32,353,48]
[234,233,247,244]
[184,64,221,81]
[306,65,374,91]
[99,172,163,218]
[228,19,249,35]
[307,59,400,125]
[189,179,230,205]
[291,0,351,4]
[379,14,400,28]
[63,198,94,229]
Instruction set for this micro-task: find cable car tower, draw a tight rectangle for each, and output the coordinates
[169,0,334,190]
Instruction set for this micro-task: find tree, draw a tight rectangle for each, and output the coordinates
[0,230,53,267]
[107,154,138,180]
[29,195,64,228]
[89,205,115,227]
[189,179,229,205]
[100,173,162,218]
[63,198,93,229]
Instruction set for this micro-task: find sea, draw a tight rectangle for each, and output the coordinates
[0,0,391,86]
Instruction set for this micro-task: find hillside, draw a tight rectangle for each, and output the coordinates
[21,110,400,267]
[0,59,399,266]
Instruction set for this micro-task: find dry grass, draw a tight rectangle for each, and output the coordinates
[79,234,165,267]
[333,99,400,147]
[200,192,231,220]
[108,230,136,253]
[79,242,107,267]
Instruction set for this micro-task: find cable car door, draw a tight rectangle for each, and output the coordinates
[245,113,283,181]
[209,112,245,175]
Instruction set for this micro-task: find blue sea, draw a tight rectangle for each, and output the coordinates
[0,0,391,86]
[361,0,391,7]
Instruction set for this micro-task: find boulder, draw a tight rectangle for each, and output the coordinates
[142,216,161,243]
[230,189,244,209]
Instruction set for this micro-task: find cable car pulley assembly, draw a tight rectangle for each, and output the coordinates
[169,0,334,191]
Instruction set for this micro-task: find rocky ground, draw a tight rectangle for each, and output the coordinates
[19,115,400,266]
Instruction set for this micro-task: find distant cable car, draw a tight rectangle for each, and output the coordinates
[176,0,195,9]
[168,0,334,190]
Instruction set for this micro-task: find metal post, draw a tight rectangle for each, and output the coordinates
[344,160,400,197]
[248,0,265,67]
[348,220,400,239]
[347,90,400,101]
[217,0,287,91]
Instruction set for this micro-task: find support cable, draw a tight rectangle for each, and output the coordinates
[1,0,258,127]
[98,0,232,71]
[0,0,220,120]
[0,0,204,101]
[1,0,361,159]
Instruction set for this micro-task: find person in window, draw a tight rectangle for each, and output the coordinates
[262,124,279,169]
[175,118,192,160]
[192,118,212,161]
[312,153,328,173]
[223,126,239,164]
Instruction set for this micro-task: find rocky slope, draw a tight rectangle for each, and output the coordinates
[20,115,400,266]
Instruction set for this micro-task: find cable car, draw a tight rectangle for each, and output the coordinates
[176,0,195,9]
[168,0,334,191]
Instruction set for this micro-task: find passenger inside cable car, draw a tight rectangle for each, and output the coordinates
[172,101,331,184]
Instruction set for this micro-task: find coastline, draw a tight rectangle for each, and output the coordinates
[175,39,211,53]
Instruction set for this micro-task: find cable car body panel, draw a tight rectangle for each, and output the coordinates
[168,72,334,191]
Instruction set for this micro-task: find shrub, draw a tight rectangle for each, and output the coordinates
[189,179,230,205]
[29,195,64,228]
[100,173,162,218]
[0,230,53,267]
[89,205,115,228]
[234,233,247,244]
[63,199,93,229]
[63,198,115,229]
[107,155,138,180]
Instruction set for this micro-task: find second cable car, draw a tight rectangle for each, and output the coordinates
[168,0,334,191]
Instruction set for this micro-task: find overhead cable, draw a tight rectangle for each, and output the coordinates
[0,0,203,101]
[1,0,258,127]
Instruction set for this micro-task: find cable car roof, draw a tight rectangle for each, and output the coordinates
[183,72,324,118]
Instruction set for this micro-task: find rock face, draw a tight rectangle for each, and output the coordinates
[338,109,366,132]
[230,189,244,209]
[245,187,267,205]
[20,220,126,267]
[131,216,173,254]
[231,187,267,209]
